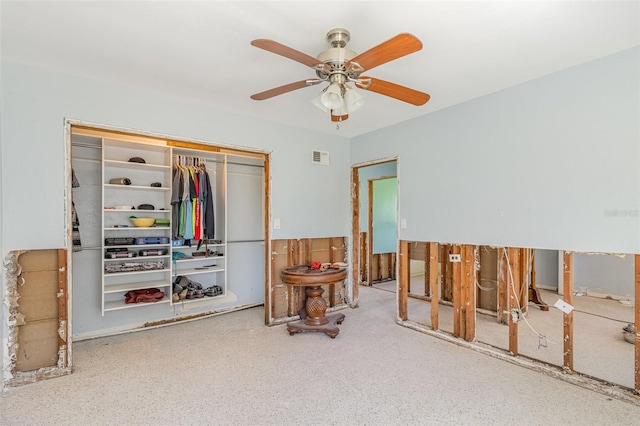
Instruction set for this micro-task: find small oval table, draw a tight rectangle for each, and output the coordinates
[281,265,347,339]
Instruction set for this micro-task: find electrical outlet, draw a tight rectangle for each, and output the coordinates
[400,218,407,229]
[554,299,574,314]
[273,218,281,229]
[449,254,461,262]
[511,309,523,322]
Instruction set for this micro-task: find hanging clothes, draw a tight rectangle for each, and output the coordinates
[202,166,215,239]
[71,168,82,252]
[172,155,215,242]
[171,164,182,240]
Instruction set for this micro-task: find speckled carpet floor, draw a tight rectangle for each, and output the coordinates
[2,285,639,425]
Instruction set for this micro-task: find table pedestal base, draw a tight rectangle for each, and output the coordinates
[287,313,345,339]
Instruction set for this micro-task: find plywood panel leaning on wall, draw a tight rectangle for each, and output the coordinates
[4,249,71,387]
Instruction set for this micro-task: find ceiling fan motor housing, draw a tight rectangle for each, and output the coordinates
[317,28,360,80]
[326,28,350,48]
[317,48,358,65]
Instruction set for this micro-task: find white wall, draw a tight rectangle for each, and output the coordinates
[351,47,640,254]
[0,60,351,375]
[0,60,351,252]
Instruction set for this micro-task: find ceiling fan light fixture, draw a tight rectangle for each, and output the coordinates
[343,85,365,113]
[311,92,329,112]
[320,83,344,109]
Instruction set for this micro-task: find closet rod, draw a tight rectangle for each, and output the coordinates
[72,157,100,163]
[72,142,102,149]
[74,246,102,251]
[173,151,264,168]
[227,239,265,244]
[173,155,223,165]
[228,161,264,169]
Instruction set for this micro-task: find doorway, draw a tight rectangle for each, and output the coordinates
[368,176,398,288]
[351,159,398,305]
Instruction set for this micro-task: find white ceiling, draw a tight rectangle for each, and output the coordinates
[2,1,639,138]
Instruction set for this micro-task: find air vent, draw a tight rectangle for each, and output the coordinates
[311,149,330,165]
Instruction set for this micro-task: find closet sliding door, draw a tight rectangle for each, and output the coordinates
[225,155,265,304]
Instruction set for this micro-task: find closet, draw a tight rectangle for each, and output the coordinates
[70,127,266,339]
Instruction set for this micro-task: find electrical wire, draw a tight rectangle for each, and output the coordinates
[475,247,498,291]
[571,308,632,325]
[502,248,558,348]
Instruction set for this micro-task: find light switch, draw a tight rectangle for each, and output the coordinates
[274,218,281,229]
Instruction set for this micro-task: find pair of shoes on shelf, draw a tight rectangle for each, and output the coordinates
[186,279,204,299]
[186,288,204,299]
[204,285,223,297]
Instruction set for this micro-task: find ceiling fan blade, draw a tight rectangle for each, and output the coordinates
[348,33,422,72]
[356,77,430,106]
[251,39,327,70]
[250,79,321,101]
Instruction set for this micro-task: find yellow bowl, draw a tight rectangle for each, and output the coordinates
[130,217,156,227]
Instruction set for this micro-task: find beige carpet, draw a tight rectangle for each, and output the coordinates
[373,279,637,390]
[1,285,639,425]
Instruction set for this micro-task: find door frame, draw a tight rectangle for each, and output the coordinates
[367,176,398,286]
[350,157,398,306]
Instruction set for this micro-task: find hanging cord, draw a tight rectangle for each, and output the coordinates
[502,248,558,348]
[474,247,498,292]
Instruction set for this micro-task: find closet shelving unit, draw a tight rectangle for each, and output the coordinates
[170,150,227,306]
[101,138,173,314]
[95,135,229,315]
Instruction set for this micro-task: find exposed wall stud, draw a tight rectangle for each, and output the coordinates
[351,166,360,305]
[634,254,639,392]
[428,242,439,330]
[463,245,476,341]
[452,245,462,337]
[497,249,509,324]
[398,240,409,321]
[563,251,574,371]
[507,247,520,356]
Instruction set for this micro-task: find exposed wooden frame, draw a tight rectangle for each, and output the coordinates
[3,249,72,387]
[636,254,640,393]
[462,245,475,341]
[286,239,299,316]
[263,154,271,324]
[428,242,439,330]
[57,249,69,361]
[398,240,409,321]
[519,248,529,313]
[563,251,574,371]
[367,179,374,286]
[351,166,360,305]
[442,244,454,302]
[507,247,520,356]
[423,244,431,297]
[497,248,509,324]
[400,240,640,399]
[452,245,462,337]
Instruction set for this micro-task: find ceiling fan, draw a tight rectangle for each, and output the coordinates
[250,28,430,123]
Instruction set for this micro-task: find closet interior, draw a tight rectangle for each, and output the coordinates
[70,127,266,339]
